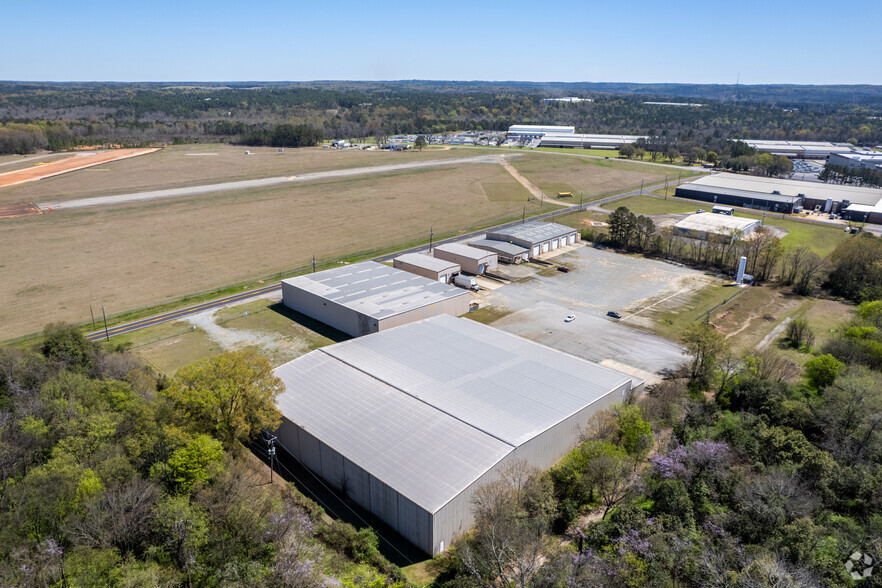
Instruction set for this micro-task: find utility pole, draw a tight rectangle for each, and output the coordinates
[101,306,109,342]
[429,227,433,252]
[312,255,316,273]
[664,175,669,199]
[580,194,583,211]
[265,434,277,483]
[89,305,96,330]
[522,205,526,224]
[639,180,644,196]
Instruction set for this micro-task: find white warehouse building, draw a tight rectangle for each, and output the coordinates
[273,315,639,556]
[281,261,469,337]
[393,253,460,283]
[486,221,580,257]
[673,213,761,240]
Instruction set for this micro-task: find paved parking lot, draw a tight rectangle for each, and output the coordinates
[477,246,714,376]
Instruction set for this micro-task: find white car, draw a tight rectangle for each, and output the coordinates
[564,315,576,323]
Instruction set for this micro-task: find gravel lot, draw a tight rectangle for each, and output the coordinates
[479,246,714,376]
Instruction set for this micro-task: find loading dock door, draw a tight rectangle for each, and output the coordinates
[439,274,447,283]
[542,242,549,253]
[551,239,558,249]
[569,234,576,244]
[478,264,486,274]
[532,245,540,256]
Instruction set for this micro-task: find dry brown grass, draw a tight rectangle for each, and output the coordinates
[0,143,492,204]
[511,153,670,199]
[1,161,541,339]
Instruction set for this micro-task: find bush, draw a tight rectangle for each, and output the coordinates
[786,319,815,351]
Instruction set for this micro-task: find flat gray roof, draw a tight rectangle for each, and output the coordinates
[674,213,760,233]
[487,221,576,244]
[677,183,801,205]
[469,239,530,256]
[433,242,496,261]
[687,173,882,206]
[281,261,467,320]
[274,315,634,513]
[394,252,460,273]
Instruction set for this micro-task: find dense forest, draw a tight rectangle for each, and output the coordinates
[0,329,411,586]
[1,81,880,154]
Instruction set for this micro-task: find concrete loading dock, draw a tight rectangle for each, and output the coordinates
[468,239,530,264]
[273,315,638,556]
[432,243,498,275]
[486,221,580,257]
[281,261,469,337]
[393,253,460,283]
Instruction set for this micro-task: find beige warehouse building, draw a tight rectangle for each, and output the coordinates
[432,243,498,275]
[393,253,460,283]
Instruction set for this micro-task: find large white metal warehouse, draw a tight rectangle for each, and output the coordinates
[539,133,646,149]
[507,124,575,136]
[393,253,460,283]
[673,213,761,240]
[273,315,638,556]
[486,221,580,257]
[432,243,498,275]
[281,261,469,337]
[468,239,530,264]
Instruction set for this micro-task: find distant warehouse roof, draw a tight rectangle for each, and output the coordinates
[744,140,856,157]
[487,221,577,245]
[469,239,530,256]
[674,213,760,237]
[686,173,882,206]
[432,242,494,261]
[508,125,575,135]
[539,133,646,148]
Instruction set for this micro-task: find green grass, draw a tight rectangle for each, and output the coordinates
[215,299,344,348]
[650,279,743,342]
[463,305,513,325]
[481,181,531,202]
[122,322,222,375]
[602,195,698,215]
[736,212,852,257]
[547,209,609,230]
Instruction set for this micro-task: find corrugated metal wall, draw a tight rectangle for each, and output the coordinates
[282,281,371,337]
[393,259,445,282]
[277,417,434,554]
[376,294,470,332]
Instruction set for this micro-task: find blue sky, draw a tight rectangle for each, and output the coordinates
[2,0,880,84]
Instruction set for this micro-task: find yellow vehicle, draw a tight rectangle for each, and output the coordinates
[557,192,573,198]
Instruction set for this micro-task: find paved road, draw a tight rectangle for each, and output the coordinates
[88,179,681,340]
[40,154,500,211]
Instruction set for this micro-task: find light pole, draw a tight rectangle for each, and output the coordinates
[265,434,277,483]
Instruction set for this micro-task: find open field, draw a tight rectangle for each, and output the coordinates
[510,153,681,200]
[736,211,852,257]
[602,194,698,215]
[1,160,554,340]
[0,148,159,189]
[0,143,495,204]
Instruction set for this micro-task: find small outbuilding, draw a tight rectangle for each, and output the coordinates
[673,213,761,240]
[468,239,530,264]
[486,221,580,257]
[393,253,460,283]
[432,243,498,275]
[281,261,469,337]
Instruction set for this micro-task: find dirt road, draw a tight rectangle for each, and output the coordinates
[0,148,160,188]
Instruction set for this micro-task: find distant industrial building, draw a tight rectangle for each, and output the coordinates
[643,101,703,107]
[468,239,530,264]
[673,213,761,240]
[507,125,575,137]
[678,173,882,219]
[393,253,460,283]
[538,133,645,150]
[273,315,639,556]
[432,243,497,275]
[542,97,591,103]
[744,140,856,159]
[828,151,882,172]
[486,221,579,257]
[281,261,469,337]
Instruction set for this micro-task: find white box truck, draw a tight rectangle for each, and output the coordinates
[454,275,479,291]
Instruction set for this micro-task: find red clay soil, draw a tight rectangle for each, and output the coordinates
[0,148,160,188]
[0,201,42,219]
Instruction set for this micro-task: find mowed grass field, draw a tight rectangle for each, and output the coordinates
[509,153,700,200]
[1,160,547,340]
[0,143,495,204]
[0,152,74,174]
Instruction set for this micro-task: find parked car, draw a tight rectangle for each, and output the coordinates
[565,315,576,323]
[557,266,569,273]
[607,311,622,319]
